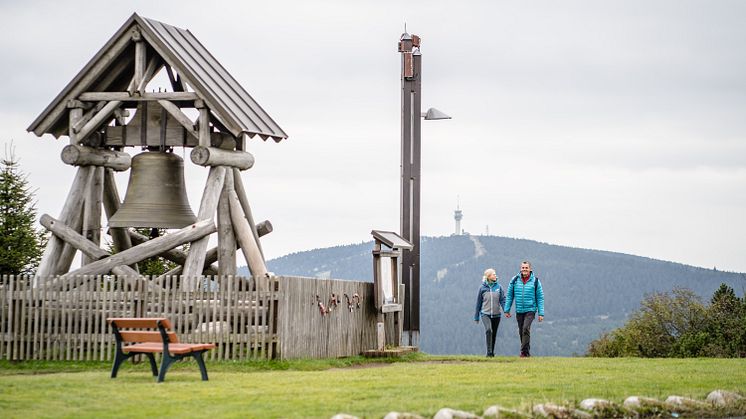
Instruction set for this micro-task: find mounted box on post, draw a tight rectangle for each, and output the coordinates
[368,230,412,354]
[371,230,412,313]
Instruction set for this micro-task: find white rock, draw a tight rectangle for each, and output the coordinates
[483,405,529,418]
[578,398,612,411]
[383,412,424,419]
[665,395,709,409]
[623,396,664,410]
[533,403,573,418]
[707,389,745,407]
[433,407,480,419]
[329,414,359,419]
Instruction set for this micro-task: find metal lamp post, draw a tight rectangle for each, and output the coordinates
[398,32,450,347]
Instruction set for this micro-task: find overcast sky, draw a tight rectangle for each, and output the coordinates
[1,0,745,273]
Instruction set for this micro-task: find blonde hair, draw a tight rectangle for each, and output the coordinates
[483,268,496,281]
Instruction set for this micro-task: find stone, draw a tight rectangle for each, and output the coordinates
[329,414,359,419]
[483,405,530,418]
[433,407,481,419]
[533,403,574,418]
[383,412,425,419]
[623,396,667,412]
[665,395,709,410]
[707,390,744,407]
[578,398,612,411]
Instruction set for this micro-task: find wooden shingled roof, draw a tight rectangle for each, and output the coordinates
[28,13,287,142]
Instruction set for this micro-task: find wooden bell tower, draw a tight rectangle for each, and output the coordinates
[27,14,287,289]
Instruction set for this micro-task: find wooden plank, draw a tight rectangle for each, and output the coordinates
[58,219,216,282]
[78,92,199,101]
[181,166,226,280]
[36,166,91,281]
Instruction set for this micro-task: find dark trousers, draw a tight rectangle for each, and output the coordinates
[516,312,535,356]
[480,316,501,356]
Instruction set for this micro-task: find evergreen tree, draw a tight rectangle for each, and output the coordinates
[0,144,46,276]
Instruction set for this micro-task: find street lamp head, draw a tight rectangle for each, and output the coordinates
[422,107,451,120]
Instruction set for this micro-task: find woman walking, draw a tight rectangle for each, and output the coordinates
[473,268,505,357]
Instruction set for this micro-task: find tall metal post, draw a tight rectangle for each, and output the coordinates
[398,32,421,347]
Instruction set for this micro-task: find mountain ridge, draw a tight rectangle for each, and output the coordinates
[252,235,745,356]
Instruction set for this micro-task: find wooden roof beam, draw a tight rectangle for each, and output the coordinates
[74,100,122,143]
[157,99,198,138]
[78,92,199,101]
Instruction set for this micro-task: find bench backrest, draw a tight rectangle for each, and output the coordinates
[107,318,179,343]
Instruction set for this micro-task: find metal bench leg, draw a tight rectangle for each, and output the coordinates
[157,353,175,383]
[192,351,209,381]
[111,351,129,378]
[146,353,158,376]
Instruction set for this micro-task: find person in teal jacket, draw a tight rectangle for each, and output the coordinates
[473,268,505,357]
[503,260,545,357]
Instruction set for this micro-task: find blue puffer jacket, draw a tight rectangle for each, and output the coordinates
[474,280,505,321]
[503,272,544,316]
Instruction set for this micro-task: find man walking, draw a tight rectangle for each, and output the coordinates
[503,261,545,357]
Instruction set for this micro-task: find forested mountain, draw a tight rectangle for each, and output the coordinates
[258,235,746,356]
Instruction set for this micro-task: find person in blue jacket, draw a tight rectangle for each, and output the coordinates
[473,268,505,357]
[503,260,545,357]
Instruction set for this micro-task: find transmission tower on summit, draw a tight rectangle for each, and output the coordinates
[454,197,463,236]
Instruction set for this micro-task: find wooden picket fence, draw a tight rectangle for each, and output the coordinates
[0,275,279,361]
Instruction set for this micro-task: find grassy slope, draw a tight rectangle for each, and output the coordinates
[1,356,744,418]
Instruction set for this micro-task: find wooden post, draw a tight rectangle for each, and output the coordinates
[196,100,211,148]
[102,169,134,256]
[68,100,84,145]
[133,29,145,94]
[35,166,91,283]
[82,167,103,265]
[58,219,216,281]
[181,166,226,281]
[232,169,265,259]
[54,209,84,275]
[40,215,108,261]
[217,171,237,276]
[228,190,268,282]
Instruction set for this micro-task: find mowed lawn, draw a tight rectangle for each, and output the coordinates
[1,355,744,418]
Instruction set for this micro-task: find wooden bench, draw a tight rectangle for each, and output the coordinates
[107,317,216,382]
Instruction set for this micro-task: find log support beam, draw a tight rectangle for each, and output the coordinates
[191,146,254,170]
[61,145,131,171]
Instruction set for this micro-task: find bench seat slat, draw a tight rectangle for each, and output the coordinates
[107,318,173,329]
[119,331,179,343]
[123,342,216,355]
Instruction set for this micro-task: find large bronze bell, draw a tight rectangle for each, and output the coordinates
[109,151,196,229]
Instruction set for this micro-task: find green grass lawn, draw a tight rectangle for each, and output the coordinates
[1,355,744,418]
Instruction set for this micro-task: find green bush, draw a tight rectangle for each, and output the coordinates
[588,284,746,358]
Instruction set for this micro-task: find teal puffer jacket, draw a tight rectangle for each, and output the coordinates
[503,272,544,316]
